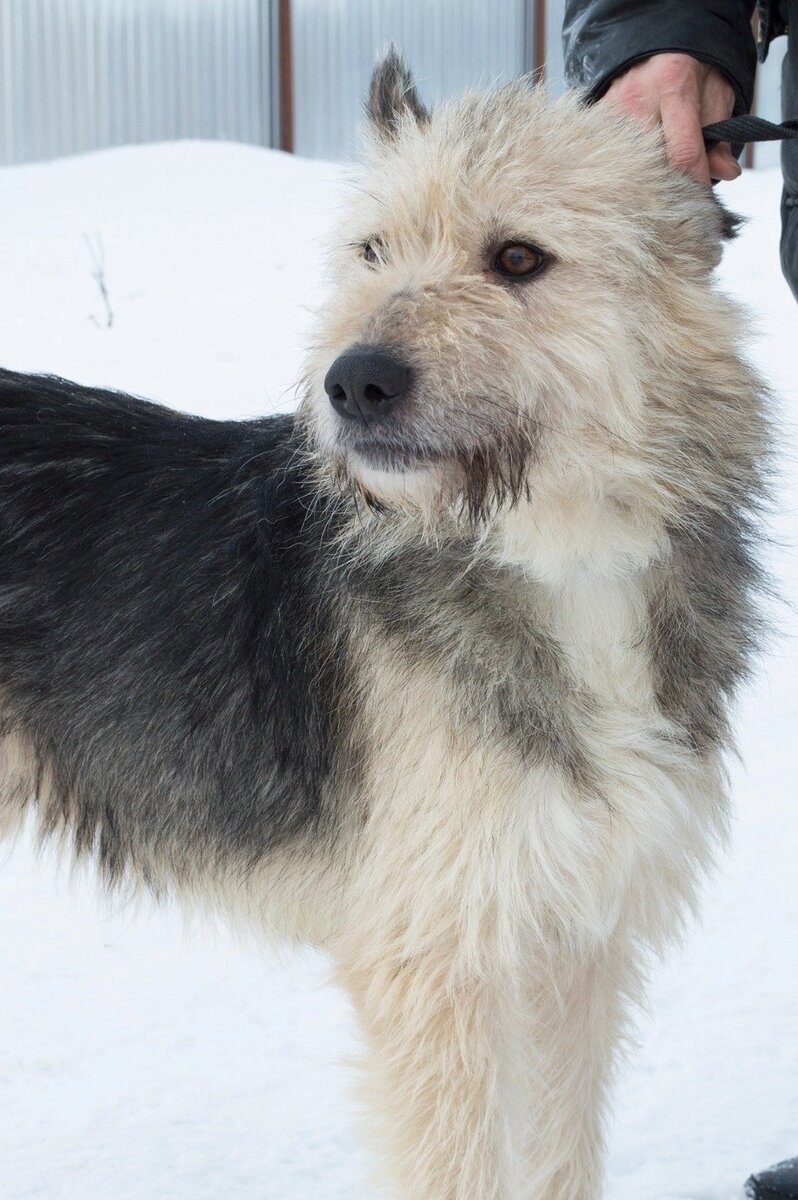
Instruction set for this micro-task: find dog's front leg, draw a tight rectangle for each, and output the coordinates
[517,939,639,1200]
[336,943,513,1200]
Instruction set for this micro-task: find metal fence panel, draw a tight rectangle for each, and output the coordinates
[291,0,536,160]
[0,0,272,165]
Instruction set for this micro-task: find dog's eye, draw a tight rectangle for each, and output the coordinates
[493,242,545,279]
[362,239,383,266]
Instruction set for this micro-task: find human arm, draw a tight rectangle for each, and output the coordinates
[562,1,758,183]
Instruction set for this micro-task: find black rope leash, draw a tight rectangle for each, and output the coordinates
[703,114,798,147]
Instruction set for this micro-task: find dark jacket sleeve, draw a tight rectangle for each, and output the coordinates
[562,1,758,114]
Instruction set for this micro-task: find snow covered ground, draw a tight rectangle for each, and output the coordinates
[0,141,796,1200]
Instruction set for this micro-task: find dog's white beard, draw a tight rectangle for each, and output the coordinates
[348,452,445,511]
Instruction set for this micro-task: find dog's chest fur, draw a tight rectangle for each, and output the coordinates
[347,518,722,954]
[351,515,664,777]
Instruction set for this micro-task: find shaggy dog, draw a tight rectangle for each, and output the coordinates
[0,52,768,1200]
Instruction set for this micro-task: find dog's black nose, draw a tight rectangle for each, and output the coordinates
[324,348,411,424]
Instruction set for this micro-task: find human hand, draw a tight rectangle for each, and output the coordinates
[603,52,739,185]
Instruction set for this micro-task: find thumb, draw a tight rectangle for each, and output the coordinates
[660,95,712,184]
[708,143,742,181]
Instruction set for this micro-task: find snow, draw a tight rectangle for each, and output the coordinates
[0,141,796,1200]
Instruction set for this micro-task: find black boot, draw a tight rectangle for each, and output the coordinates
[746,1159,798,1200]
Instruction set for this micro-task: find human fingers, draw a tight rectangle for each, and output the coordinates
[659,91,713,184]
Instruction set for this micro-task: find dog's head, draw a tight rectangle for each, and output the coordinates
[300,49,744,529]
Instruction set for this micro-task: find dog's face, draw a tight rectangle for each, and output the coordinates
[300,51,736,525]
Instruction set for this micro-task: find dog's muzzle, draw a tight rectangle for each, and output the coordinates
[324,347,411,425]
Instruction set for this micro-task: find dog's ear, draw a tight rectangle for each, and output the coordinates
[713,196,744,242]
[367,47,429,141]
[658,182,745,273]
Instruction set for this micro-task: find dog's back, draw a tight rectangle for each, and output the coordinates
[0,369,354,888]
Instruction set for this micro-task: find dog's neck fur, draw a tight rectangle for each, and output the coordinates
[339,483,663,713]
[497,491,666,583]
[494,495,663,697]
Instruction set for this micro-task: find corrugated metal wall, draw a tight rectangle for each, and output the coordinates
[0,0,273,165]
[291,0,545,160]
[1,0,564,167]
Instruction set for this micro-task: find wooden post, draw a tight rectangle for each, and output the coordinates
[532,0,547,83]
[278,0,294,152]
